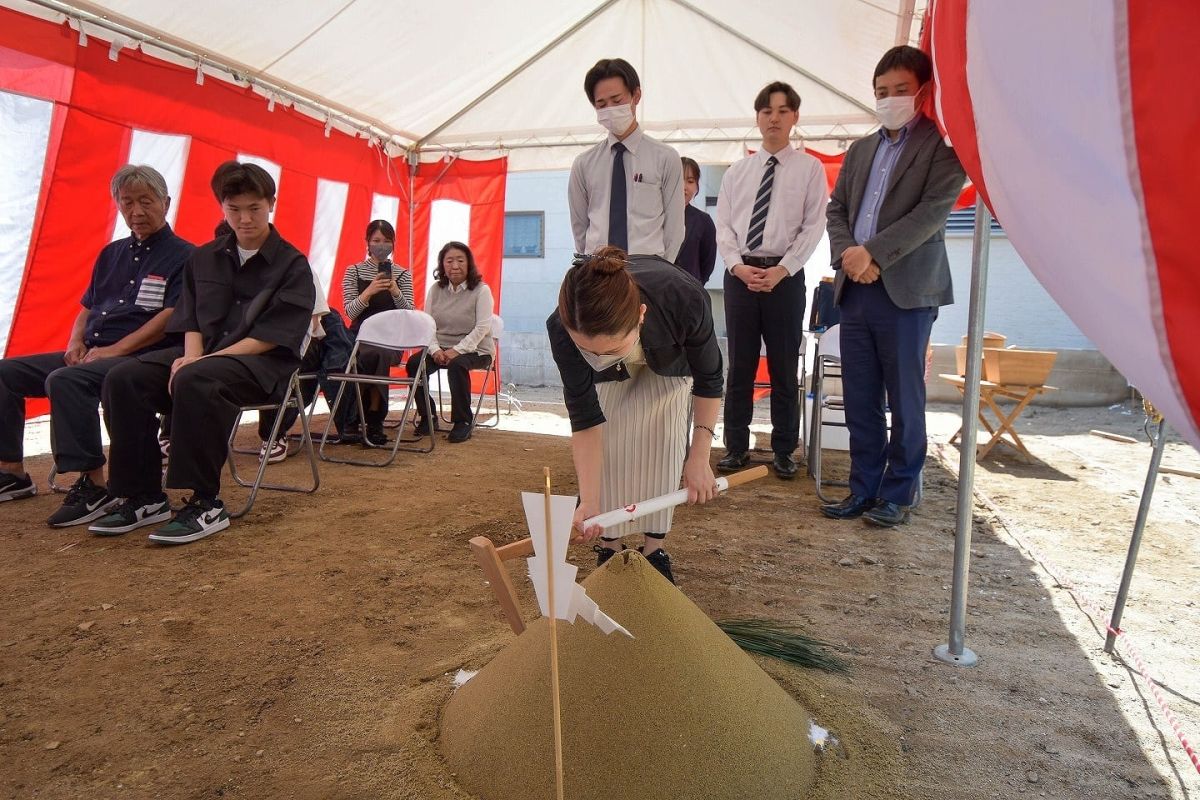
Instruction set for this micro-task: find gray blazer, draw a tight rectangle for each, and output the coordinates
[827,115,966,309]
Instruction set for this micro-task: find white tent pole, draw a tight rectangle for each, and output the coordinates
[414,0,623,149]
[666,0,874,114]
[1103,416,1167,653]
[933,202,990,668]
[895,0,918,45]
[407,151,418,280]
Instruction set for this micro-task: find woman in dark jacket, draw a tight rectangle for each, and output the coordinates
[547,246,723,583]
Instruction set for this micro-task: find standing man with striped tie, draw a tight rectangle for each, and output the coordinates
[568,58,684,260]
[715,81,828,479]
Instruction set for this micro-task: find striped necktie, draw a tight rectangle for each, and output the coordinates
[745,155,778,251]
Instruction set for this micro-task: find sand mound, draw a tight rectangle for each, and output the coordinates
[441,550,817,800]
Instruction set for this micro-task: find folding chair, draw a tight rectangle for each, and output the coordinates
[320,309,436,466]
[806,324,848,502]
[225,370,320,518]
[747,335,806,458]
[435,314,504,433]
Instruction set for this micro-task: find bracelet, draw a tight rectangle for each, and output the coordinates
[694,424,717,439]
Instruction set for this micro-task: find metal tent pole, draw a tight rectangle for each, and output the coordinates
[934,202,992,668]
[1104,416,1167,653]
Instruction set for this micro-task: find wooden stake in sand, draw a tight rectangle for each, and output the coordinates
[542,467,565,800]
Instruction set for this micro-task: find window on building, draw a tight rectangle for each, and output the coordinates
[504,211,544,258]
[946,204,1005,236]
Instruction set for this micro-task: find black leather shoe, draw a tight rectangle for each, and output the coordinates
[447,422,472,443]
[820,494,878,520]
[643,549,675,584]
[716,451,750,473]
[864,500,911,527]
[772,453,797,479]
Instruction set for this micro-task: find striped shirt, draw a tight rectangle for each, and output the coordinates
[341,259,414,321]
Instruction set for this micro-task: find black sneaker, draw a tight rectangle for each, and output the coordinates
[447,422,472,443]
[148,496,230,545]
[89,494,172,536]
[594,542,625,567]
[363,425,389,447]
[413,417,441,437]
[0,470,36,502]
[47,474,118,527]
[643,549,676,584]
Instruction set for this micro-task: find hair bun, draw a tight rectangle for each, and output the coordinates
[587,246,629,276]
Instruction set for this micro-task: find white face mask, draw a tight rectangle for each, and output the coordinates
[579,337,639,372]
[596,103,635,136]
[875,95,918,130]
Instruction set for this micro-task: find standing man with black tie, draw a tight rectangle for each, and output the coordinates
[822,46,966,527]
[715,81,827,480]
[568,58,684,260]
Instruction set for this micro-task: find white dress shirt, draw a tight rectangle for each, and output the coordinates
[568,125,685,260]
[715,145,828,276]
[309,268,330,339]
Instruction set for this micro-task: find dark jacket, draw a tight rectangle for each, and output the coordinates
[674,204,717,284]
[145,226,315,395]
[827,115,966,309]
[547,254,723,432]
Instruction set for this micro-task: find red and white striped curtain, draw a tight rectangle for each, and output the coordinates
[0,7,507,418]
[923,0,1200,447]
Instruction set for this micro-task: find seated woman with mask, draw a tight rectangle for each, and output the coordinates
[340,219,414,446]
[546,246,723,583]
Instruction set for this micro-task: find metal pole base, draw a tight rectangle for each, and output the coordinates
[933,644,979,667]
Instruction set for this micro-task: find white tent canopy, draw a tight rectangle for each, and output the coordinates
[9,0,924,169]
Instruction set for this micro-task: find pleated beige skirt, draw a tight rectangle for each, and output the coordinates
[594,355,692,538]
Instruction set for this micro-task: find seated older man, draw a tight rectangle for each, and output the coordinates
[92,162,315,545]
[0,165,192,527]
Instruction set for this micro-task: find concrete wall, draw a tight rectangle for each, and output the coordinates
[497,168,1123,405]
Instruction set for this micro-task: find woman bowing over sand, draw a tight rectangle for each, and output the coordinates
[547,246,724,583]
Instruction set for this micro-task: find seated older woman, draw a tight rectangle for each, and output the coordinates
[406,241,494,443]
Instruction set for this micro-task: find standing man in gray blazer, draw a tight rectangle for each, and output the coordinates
[822,45,966,527]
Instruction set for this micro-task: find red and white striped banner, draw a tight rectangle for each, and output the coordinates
[924,0,1200,448]
[0,7,507,419]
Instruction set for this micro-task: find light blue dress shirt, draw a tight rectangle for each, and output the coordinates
[853,114,923,244]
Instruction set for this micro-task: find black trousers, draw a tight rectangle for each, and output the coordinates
[0,351,129,473]
[103,348,277,499]
[354,344,400,426]
[722,268,806,455]
[405,351,492,424]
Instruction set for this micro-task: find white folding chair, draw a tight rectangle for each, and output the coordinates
[806,324,848,502]
[321,309,436,466]
[435,314,504,433]
[746,334,807,457]
[226,370,321,518]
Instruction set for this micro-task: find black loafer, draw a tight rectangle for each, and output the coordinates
[772,453,797,479]
[864,500,911,527]
[716,451,750,473]
[820,494,878,520]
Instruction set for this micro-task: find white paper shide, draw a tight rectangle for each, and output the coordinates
[521,492,633,638]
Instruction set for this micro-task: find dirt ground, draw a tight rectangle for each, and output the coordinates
[1,392,1197,799]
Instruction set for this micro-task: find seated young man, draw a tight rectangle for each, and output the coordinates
[0,165,192,526]
[92,162,315,545]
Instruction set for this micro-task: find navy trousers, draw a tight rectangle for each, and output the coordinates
[838,279,936,505]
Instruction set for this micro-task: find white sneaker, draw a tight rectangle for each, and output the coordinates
[259,438,287,464]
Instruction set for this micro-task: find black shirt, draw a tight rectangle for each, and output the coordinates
[547,255,723,433]
[673,204,717,285]
[163,226,315,394]
[80,224,193,349]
